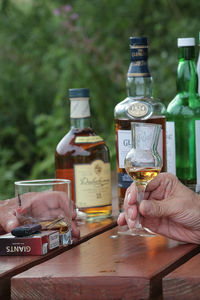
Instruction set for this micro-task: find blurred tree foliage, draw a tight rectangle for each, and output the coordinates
[0,0,200,199]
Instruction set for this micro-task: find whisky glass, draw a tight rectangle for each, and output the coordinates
[14,179,72,245]
[119,122,162,237]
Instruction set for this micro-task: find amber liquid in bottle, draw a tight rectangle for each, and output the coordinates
[55,128,112,217]
[55,88,112,219]
[114,37,166,210]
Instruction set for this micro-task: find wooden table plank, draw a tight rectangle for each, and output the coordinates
[11,227,200,300]
[0,217,117,300]
[0,171,118,299]
[163,252,200,300]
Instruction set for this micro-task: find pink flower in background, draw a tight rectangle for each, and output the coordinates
[63,4,72,12]
[70,13,79,20]
[53,8,60,16]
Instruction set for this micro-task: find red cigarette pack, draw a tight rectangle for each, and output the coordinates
[0,230,60,256]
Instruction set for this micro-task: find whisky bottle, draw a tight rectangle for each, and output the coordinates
[55,88,112,219]
[114,37,166,210]
[166,38,200,191]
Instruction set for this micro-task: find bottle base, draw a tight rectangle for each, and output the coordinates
[118,226,156,237]
[86,213,112,222]
[78,205,112,221]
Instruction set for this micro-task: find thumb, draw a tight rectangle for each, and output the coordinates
[140,199,172,218]
[1,215,20,233]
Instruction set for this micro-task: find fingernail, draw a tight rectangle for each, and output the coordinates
[127,218,135,229]
[117,213,123,223]
[127,193,131,204]
[6,220,18,232]
[140,200,151,215]
[127,207,133,219]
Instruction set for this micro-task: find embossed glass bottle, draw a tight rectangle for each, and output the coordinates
[166,38,200,191]
[114,37,166,210]
[55,88,112,219]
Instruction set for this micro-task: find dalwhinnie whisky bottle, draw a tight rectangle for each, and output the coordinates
[114,37,166,210]
[55,88,112,219]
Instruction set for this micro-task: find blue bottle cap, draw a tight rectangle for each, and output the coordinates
[69,88,90,98]
[130,37,148,46]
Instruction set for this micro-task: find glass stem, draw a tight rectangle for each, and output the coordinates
[135,183,147,229]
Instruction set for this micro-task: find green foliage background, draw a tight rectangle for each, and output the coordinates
[0,0,200,199]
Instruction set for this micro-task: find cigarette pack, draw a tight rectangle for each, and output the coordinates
[0,230,60,256]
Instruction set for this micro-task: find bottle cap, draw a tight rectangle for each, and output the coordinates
[69,88,90,98]
[130,37,148,46]
[177,38,195,47]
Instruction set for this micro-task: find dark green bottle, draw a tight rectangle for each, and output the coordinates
[197,32,200,96]
[166,37,200,191]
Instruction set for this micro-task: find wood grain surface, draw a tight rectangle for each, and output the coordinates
[11,227,200,300]
[0,172,118,299]
[163,252,200,300]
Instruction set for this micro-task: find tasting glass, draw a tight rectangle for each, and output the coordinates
[14,179,72,245]
[118,122,162,237]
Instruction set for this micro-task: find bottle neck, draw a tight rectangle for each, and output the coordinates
[126,44,153,97]
[177,46,198,94]
[70,97,91,129]
[70,118,91,129]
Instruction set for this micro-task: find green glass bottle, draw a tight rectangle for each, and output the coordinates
[197,32,200,96]
[166,37,200,191]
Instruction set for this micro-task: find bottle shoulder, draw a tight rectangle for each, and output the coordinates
[167,94,200,117]
[114,96,166,120]
[56,128,109,155]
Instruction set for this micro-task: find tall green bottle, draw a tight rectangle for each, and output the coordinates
[197,32,200,96]
[166,37,200,191]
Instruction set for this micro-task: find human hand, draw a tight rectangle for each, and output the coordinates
[118,172,200,244]
[0,197,19,233]
[0,192,80,240]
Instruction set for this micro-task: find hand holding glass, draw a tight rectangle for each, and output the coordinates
[121,122,162,236]
[14,179,72,245]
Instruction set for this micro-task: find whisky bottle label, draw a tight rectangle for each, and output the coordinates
[117,130,132,169]
[75,136,103,143]
[135,124,157,149]
[118,172,133,189]
[127,61,151,77]
[117,128,163,169]
[166,121,176,175]
[128,46,151,77]
[74,160,111,208]
[70,98,90,118]
[127,101,152,118]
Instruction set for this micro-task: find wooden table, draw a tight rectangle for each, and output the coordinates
[3,171,200,300]
[11,227,200,300]
[0,171,118,300]
[163,252,200,299]
[0,217,117,300]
